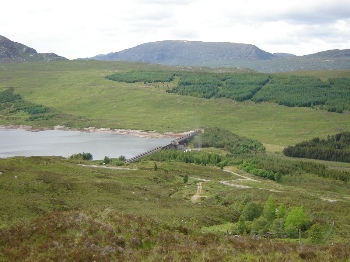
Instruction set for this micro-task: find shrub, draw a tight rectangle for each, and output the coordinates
[183,174,189,184]
[69,152,93,161]
[103,156,110,164]
[118,155,126,161]
[308,223,325,243]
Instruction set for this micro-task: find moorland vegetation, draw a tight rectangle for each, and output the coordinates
[0,60,350,260]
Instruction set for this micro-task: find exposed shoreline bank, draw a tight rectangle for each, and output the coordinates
[0,125,193,139]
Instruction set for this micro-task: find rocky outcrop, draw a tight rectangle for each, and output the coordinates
[0,35,67,63]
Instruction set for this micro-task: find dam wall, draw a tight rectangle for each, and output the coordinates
[125,129,201,163]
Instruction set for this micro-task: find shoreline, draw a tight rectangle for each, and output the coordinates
[0,125,194,139]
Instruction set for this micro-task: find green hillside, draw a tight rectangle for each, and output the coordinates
[0,60,350,260]
[0,155,349,261]
[1,61,350,149]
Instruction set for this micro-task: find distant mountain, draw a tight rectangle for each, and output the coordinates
[273,53,296,58]
[305,49,350,58]
[90,40,350,72]
[252,49,350,72]
[92,40,276,65]
[0,35,67,63]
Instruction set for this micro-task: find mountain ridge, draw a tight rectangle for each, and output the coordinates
[0,35,67,63]
[92,40,276,63]
[90,40,350,72]
[1,35,349,72]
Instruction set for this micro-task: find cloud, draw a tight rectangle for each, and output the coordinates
[224,0,350,23]
[280,1,350,24]
[0,0,348,58]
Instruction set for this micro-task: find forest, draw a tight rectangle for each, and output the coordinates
[107,71,350,112]
[283,132,350,163]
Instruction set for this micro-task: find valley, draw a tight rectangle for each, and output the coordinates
[0,60,350,261]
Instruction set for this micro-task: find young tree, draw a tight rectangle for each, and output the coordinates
[251,217,269,236]
[276,204,287,219]
[263,196,276,222]
[285,206,310,231]
[270,218,285,238]
[237,216,248,235]
[241,202,263,221]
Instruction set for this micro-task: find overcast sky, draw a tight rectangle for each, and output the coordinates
[1,0,349,59]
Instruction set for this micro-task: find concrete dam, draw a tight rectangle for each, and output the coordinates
[125,129,201,163]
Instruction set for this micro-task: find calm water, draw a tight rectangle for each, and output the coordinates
[0,129,173,160]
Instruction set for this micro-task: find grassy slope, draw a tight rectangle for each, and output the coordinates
[1,61,350,150]
[0,156,349,261]
[0,156,349,236]
[1,61,350,260]
[0,157,234,227]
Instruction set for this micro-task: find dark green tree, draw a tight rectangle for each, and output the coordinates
[103,156,110,164]
[241,202,263,221]
[251,217,269,236]
[183,174,189,184]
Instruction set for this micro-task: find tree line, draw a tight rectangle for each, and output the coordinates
[192,127,266,154]
[106,71,175,83]
[283,132,350,163]
[0,88,54,121]
[107,71,350,113]
[148,149,228,167]
[239,155,350,183]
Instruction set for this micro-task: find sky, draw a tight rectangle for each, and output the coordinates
[1,0,349,59]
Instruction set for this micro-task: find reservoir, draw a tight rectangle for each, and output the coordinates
[0,128,173,160]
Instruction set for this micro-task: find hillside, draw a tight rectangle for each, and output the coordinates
[107,70,350,113]
[0,60,350,260]
[0,35,67,63]
[90,40,350,72]
[0,154,350,261]
[250,50,350,72]
[92,40,276,64]
[1,61,350,148]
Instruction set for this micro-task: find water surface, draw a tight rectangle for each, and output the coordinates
[0,129,173,160]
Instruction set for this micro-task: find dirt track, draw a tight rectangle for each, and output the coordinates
[191,182,203,203]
